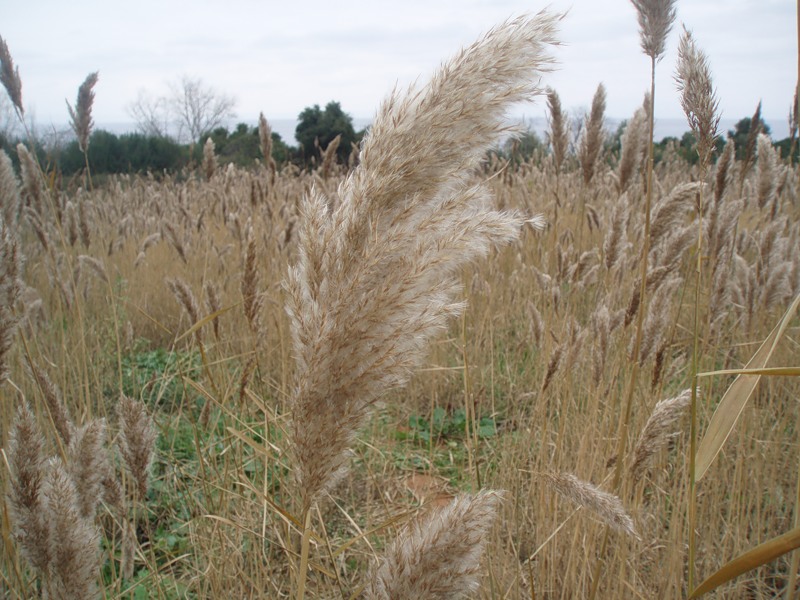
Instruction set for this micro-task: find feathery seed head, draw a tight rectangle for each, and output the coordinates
[67,71,99,152]
[42,457,101,599]
[0,35,23,115]
[542,472,637,537]
[675,27,720,169]
[364,491,502,599]
[7,404,50,573]
[287,12,560,511]
[630,0,677,61]
[117,395,156,499]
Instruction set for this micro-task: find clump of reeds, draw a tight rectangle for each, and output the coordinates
[364,491,503,599]
[6,406,102,599]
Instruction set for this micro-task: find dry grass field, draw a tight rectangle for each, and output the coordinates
[1,7,800,599]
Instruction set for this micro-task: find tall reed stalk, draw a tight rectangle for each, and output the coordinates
[589,2,675,597]
[67,72,99,191]
[675,25,720,592]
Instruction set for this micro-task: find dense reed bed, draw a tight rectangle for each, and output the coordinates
[1,8,800,599]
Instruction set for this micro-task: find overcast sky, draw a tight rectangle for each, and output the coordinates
[2,0,795,137]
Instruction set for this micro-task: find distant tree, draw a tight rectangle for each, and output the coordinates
[57,130,187,175]
[500,128,544,166]
[295,101,357,164]
[169,76,236,143]
[127,89,170,138]
[128,76,236,143]
[728,113,770,160]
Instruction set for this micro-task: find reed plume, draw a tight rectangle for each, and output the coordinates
[202,137,217,181]
[17,143,43,214]
[117,395,156,499]
[42,457,101,600]
[675,27,720,169]
[0,216,20,383]
[241,224,262,333]
[67,419,108,520]
[0,34,23,116]
[258,111,277,181]
[675,26,720,591]
[616,103,648,195]
[7,404,50,574]
[26,359,74,445]
[67,71,99,153]
[630,0,677,61]
[364,491,502,600]
[546,87,569,177]
[756,133,778,210]
[0,149,20,226]
[631,389,693,481]
[286,14,558,598]
[578,83,607,187]
[542,472,637,537]
[739,101,763,193]
[286,12,559,514]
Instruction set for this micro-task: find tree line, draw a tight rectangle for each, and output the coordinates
[0,96,795,180]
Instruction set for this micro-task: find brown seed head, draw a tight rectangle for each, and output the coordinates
[630,0,677,61]
[67,72,99,152]
[0,35,23,115]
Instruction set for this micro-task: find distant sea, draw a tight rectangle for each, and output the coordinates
[97,116,790,146]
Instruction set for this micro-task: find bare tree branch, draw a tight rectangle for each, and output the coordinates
[168,76,236,143]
